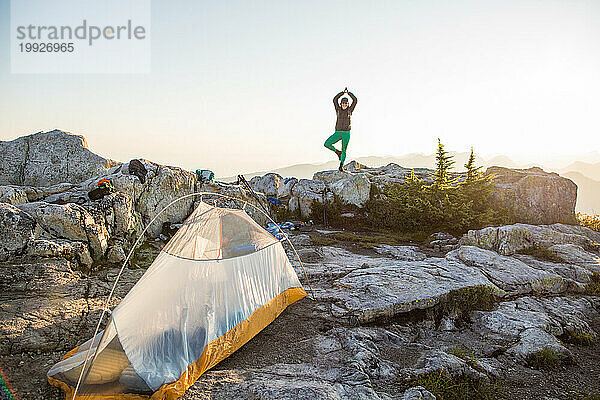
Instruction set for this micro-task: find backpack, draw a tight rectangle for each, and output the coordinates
[129,159,148,184]
[196,169,214,184]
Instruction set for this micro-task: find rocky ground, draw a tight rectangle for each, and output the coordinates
[2,223,600,400]
[0,130,598,400]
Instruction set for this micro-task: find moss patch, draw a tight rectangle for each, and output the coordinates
[586,272,600,296]
[518,245,565,263]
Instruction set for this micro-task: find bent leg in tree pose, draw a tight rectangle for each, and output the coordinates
[324,87,357,172]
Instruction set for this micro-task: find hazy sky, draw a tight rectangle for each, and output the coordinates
[1,0,599,176]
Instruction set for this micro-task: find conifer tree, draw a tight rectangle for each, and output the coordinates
[433,138,455,189]
[464,147,482,184]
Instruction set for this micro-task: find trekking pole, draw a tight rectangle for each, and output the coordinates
[323,188,328,226]
[237,174,271,216]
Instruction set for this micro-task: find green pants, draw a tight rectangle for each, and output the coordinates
[324,130,350,164]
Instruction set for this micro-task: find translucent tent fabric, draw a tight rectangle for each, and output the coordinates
[48,201,307,400]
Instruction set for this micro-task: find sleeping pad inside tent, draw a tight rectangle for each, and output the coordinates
[47,200,307,399]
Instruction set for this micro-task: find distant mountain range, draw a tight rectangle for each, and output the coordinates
[561,161,600,182]
[562,171,600,215]
[220,154,600,215]
[220,152,518,181]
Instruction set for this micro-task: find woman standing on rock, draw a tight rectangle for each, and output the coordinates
[324,87,357,171]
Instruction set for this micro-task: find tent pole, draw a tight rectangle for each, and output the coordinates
[71,191,314,398]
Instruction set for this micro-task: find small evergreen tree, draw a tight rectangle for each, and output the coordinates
[464,147,481,184]
[461,147,490,190]
[433,138,455,189]
[458,147,502,228]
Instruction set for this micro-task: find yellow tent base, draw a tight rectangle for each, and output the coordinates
[48,286,307,400]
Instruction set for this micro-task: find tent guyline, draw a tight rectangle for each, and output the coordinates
[61,191,313,400]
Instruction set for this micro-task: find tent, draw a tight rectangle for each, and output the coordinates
[47,198,307,399]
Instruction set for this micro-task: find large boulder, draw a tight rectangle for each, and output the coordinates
[248,173,298,199]
[0,258,97,354]
[277,177,298,198]
[459,223,596,256]
[547,244,600,273]
[132,163,197,237]
[313,170,351,184]
[0,257,144,355]
[289,179,326,218]
[19,183,78,203]
[0,130,119,187]
[0,201,96,267]
[329,174,371,207]
[471,296,596,365]
[313,170,372,207]
[360,163,435,188]
[250,173,282,197]
[485,166,577,224]
[92,192,140,238]
[314,163,434,190]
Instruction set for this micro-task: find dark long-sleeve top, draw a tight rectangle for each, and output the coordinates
[333,91,357,131]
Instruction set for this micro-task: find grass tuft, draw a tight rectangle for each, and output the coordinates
[309,235,337,246]
[561,328,597,346]
[526,347,561,370]
[448,345,478,367]
[403,370,502,400]
[439,285,499,318]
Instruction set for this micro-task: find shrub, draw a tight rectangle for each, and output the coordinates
[577,392,600,400]
[272,204,299,223]
[310,195,369,230]
[311,141,514,237]
[363,143,511,236]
